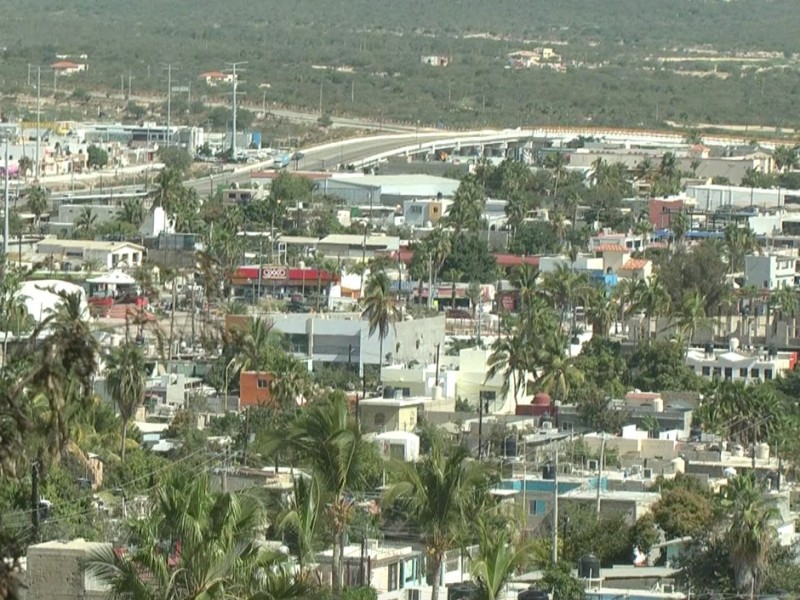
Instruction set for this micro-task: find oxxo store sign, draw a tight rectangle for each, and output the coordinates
[261,266,288,280]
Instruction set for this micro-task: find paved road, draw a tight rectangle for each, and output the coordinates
[184,132,457,193]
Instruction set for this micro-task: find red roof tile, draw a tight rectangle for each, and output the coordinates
[594,244,629,253]
[621,258,650,270]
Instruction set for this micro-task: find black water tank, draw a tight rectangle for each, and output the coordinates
[542,465,556,480]
[448,582,478,600]
[382,386,395,399]
[577,554,601,579]
[504,436,518,458]
[518,590,549,600]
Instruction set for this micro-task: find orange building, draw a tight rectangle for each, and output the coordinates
[239,371,274,408]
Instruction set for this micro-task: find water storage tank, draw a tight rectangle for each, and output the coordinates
[732,444,744,458]
[504,436,518,458]
[577,554,601,580]
[757,442,770,461]
[448,582,478,600]
[518,591,549,600]
[671,457,685,475]
[729,337,740,352]
[382,386,395,399]
[542,465,556,480]
[652,397,664,413]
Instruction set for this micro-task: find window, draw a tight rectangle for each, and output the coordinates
[751,368,760,378]
[765,369,774,380]
[702,366,711,376]
[529,500,547,515]
[712,367,722,379]
[724,367,733,380]
[257,378,269,389]
[740,368,748,378]
[388,562,399,592]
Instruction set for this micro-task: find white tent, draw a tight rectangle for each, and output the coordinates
[15,279,90,323]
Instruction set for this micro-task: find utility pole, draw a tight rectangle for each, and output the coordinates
[225,62,247,157]
[477,395,485,460]
[319,77,323,114]
[120,74,124,98]
[434,342,441,387]
[36,66,41,179]
[552,444,559,565]
[128,71,133,97]
[596,434,606,516]
[221,446,229,493]
[3,136,9,261]
[31,459,40,543]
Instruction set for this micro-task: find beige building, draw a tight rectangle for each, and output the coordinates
[359,396,425,434]
[36,239,144,270]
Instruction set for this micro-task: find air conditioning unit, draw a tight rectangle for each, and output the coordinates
[588,460,599,471]
[643,468,653,479]
[541,421,553,430]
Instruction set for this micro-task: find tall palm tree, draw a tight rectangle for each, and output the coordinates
[88,470,305,600]
[384,438,488,600]
[268,355,308,408]
[361,271,400,383]
[670,211,689,252]
[471,523,534,600]
[721,474,779,597]
[278,395,366,593]
[105,340,146,463]
[230,316,287,374]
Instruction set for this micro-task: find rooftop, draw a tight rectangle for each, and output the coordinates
[622,258,650,270]
[37,239,144,251]
[359,395,430,408]
[559,488,661,503]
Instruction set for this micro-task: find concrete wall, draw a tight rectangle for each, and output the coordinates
[27,540,110,600]
[360,404,419,434]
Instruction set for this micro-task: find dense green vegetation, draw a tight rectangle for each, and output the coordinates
[2,0,800,130]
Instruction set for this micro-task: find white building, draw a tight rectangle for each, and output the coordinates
[36,239,144,270]
[744,254,796,289]
[686,344,798,383]
[455,347,523,414]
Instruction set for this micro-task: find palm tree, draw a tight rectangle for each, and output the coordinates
[446,174,485,233]
[670,211,689,251]
[26,186,48,229]
[384,438,488,600]
[268,355,308,408]
[675,289,706,354]
[155,166,185,216]
[771,145,798,173]
[278,475,322,573]
[724,224,760,273]
[104,340,146,463]
[74,206,97,238]
[119,198,145,229]
[544,151,567,198]
[471,523,534,600]
[722,474,779,596]
[279,395,367,593]
[533,331,584,404]
[585,288,616,338]
[230,316,287,374]
[88,470,305,600]
[361,271,400,383]
[510,263,539,311]
[487,329,530,406]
